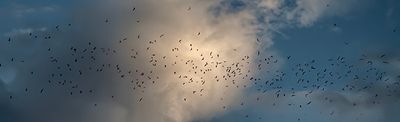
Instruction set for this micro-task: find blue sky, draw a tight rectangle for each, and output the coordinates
[210,1,400,121]
[1,0,400,122]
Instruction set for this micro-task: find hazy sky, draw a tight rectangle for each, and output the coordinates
[1,0,400,122]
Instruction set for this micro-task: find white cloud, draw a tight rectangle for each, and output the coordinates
[14,5,57,17]
[278,0,359,27]
[4,27,47,37]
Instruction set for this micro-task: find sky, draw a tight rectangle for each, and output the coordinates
[1,0,400,122]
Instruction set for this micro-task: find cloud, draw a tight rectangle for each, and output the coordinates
[89,0,264,121]
[279,0,359,27]
[3,27,47,37]
[0,0,369,122]
[14,5,57,17]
